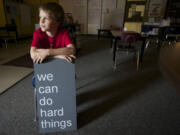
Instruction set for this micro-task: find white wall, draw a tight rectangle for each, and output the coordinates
[60,0,126,34]
[73,0,88,34]
[87,0,101,34]
[101,0,126,29]
[61,0,88,34]
[60,0,73,13]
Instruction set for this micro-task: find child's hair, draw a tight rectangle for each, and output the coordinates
[39,2,64,23]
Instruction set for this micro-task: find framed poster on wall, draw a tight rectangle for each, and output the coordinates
[148,0,162,17]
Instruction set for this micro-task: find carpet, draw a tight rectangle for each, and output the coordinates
[3,53,33,68]
[0,65,33,94]
[1,54,33,94]
[0,36,180,135]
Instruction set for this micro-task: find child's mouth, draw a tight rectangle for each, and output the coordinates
[41,25,45,28]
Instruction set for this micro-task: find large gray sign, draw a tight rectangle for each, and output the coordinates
[34,59,77,133]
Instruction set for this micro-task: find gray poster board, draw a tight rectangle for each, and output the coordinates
[34,59,77,133]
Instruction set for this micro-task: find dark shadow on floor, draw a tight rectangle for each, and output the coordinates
[77,69,162,128]
[3,53,33,68]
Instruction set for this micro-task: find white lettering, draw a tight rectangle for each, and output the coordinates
[38,86,58,94]
[47,73,53,81]
[40,108,64,117]
[39,97,53,106]
[41,119,72,129]
[39,86,44,94]
[37,73,53,81]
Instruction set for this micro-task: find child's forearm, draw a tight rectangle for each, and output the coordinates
[49,44,76,56]
[30,47,37,59]
[30,44,76,63]
[52,54,76,63]
[30,47,37,53]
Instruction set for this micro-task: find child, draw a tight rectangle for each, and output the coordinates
[30,2,76,64]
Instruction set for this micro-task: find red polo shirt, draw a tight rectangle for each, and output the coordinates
[31,28,72,49]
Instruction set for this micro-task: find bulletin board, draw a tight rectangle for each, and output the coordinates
[4,1,34,37]
[4,2,18,25]
[125,1,146,22]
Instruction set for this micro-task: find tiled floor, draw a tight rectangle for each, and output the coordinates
[0,65,33,93]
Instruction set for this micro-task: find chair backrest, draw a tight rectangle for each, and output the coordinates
[121,32,141,44]
[164,27,180,35]
[5,24,18,39]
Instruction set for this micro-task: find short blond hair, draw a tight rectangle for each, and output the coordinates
[39,2,64,22]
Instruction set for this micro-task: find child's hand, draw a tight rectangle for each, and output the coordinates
[30,51,41,63]
[53,55,76,63]
[35,49,50,63]
[31,49,49,64]
[30,51,38,61]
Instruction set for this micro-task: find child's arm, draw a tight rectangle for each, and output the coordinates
[30,44,76,63]
[38,44,76,56]
[50,44,76,56]
[53,54,76,63]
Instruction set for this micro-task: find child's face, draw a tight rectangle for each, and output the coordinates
[39,9,59,32]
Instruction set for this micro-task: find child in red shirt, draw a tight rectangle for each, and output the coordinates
[30,2,76,64]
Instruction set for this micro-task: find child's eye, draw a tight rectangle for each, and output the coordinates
[42,17,48,20]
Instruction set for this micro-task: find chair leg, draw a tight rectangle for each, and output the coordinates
[136,51,140,71]
[98,30,100,40]
[114,51,117,71]
[5,40,8,48]
[15,39,18,45]
[145,40,149,48]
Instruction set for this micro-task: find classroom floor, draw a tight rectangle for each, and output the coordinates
[0,39,33,94]
[0,36,180,135]
[0,39,31,64]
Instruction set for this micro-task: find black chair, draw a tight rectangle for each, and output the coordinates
[163,26,180,45]
[114,32,142,71]
[141,25,159,49]
[0,24,18,48]
[97,29,111,39]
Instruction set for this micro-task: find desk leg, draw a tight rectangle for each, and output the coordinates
[98,30,100,40]
[0,41,2,48]
[140,37,146,63]
[157,39,162,51]
[110,35,114,48]
[113,37,117,70]
[15,30,18,43]
[113,37,117,62]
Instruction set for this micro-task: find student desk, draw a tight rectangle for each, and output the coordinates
[142,24,180,46]
[97,29,111,39]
